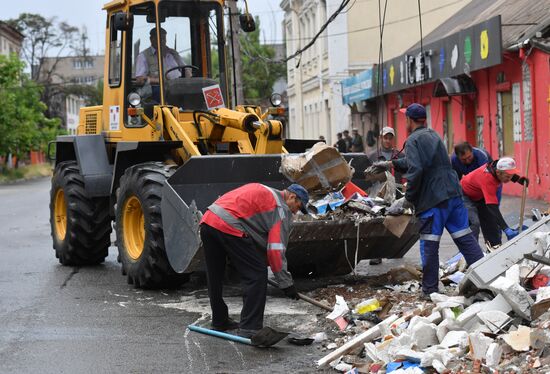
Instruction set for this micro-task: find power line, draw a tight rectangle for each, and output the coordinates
[257,0,467,44]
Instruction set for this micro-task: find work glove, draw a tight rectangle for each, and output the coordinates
[282,285,300,300]
[504,227,519,240]
[511,175,529,186]
[372,160,393,173]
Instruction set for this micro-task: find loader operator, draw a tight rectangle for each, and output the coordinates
[135,27,185,101]
[199,183,309,338]
[460,157,528,247]
[371,103,484,297]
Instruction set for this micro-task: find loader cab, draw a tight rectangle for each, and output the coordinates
[109,0,227,125]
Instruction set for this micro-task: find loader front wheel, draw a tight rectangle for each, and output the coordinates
[49,161,112,265]
[115,162,188,289]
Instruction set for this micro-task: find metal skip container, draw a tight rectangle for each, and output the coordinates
[161,153,420,276]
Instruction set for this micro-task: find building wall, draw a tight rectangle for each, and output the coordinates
[41,55,104,86]
[347,0,473,66]
[385,48,550,201]
[283,0,331,141]
[0,22,23,57]
[39,55,104,130]
[282,0,473,146]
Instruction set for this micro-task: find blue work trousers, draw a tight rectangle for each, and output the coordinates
[418,196,484,295]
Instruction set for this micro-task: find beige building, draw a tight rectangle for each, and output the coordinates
[281,0,473,145]
[40,55,104,134]
[0,21,23,56]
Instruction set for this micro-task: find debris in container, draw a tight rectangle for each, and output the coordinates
[280,142,353,193]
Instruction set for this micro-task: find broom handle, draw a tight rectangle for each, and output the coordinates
[519,148,531,233]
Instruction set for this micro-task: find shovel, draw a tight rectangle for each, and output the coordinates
[188,325,288,347]
[266,279,332,311]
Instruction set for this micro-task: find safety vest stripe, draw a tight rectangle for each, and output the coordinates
[420,234,441,242]
[450,227,472,239]
[267,243,285,251]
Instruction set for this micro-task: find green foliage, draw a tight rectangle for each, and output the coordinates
[0,54,60,160]
[239,18,286,104]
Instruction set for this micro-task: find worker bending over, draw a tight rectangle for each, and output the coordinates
[199,183,309,337]
[461,157,528,246]
[373,103,484,296]
[451,141,492,180]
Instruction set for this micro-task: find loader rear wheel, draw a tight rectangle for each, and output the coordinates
[49,161,112,265]
[115,162,188,289]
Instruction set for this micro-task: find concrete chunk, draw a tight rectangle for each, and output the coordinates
[468,332,494,359]
[432,359,447,374]
[436,319,450,343]
[489,276,533,320]
[421,347,457,367]
[459,216,550,292]
[430,293,467,305]
[427,311,442,325]
[483,293,513,314]
[440,330,469,349]
[456,301,490,325]
[485,343,503,367]
[410,321,438,349]
[477,311,512,333]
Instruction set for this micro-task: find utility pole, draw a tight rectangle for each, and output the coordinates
[228,0,244,106]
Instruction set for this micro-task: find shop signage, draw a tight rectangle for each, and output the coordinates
[372,16,502,95]
[341,68,373,104]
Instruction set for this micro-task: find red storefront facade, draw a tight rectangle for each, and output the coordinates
[373,11,550,202]
[383,45,549,202]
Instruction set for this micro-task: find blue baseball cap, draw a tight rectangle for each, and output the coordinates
[400,103,427,121]
[287,184,309,214]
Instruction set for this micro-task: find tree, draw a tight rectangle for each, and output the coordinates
[7,13,78,81]
[7,14,79,121]
[0,54,60,167]
[238,18,286,105]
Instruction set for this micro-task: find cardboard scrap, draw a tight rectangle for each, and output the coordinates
[501,325,531,351]
[280,142,353,192]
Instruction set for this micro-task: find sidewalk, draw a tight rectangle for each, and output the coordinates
[357,195,550,276]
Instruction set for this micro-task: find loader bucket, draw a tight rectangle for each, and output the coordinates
[162,154,419,275]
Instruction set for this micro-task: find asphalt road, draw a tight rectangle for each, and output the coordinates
[1,177,547,373]
[0,178,328,374]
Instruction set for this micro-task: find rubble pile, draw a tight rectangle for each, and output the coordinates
[305,224,550,373]
[281,142,408,223]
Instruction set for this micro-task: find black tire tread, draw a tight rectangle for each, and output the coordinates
[49,161,112,265]
[115,162,188,289]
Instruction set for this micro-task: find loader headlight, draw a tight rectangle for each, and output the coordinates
[128,92,141,107]
[270,92,282,107]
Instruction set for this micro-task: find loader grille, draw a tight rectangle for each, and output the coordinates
[85,113,98,134]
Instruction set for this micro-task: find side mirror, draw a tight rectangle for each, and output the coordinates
[239,13,256,33]
[113,12,134,31]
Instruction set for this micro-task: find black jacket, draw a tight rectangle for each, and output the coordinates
[392,127,462,214]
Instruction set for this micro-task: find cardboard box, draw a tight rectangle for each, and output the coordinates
[281,142,353,193]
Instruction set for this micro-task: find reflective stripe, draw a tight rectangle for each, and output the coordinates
[260,184,285,219]
[267,243,285,250]
[420,234,441,242]
[450,227,472,239]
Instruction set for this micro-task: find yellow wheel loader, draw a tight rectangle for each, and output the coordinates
[49,0,419,288]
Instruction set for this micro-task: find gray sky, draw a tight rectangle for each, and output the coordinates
[3,0,284,55]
